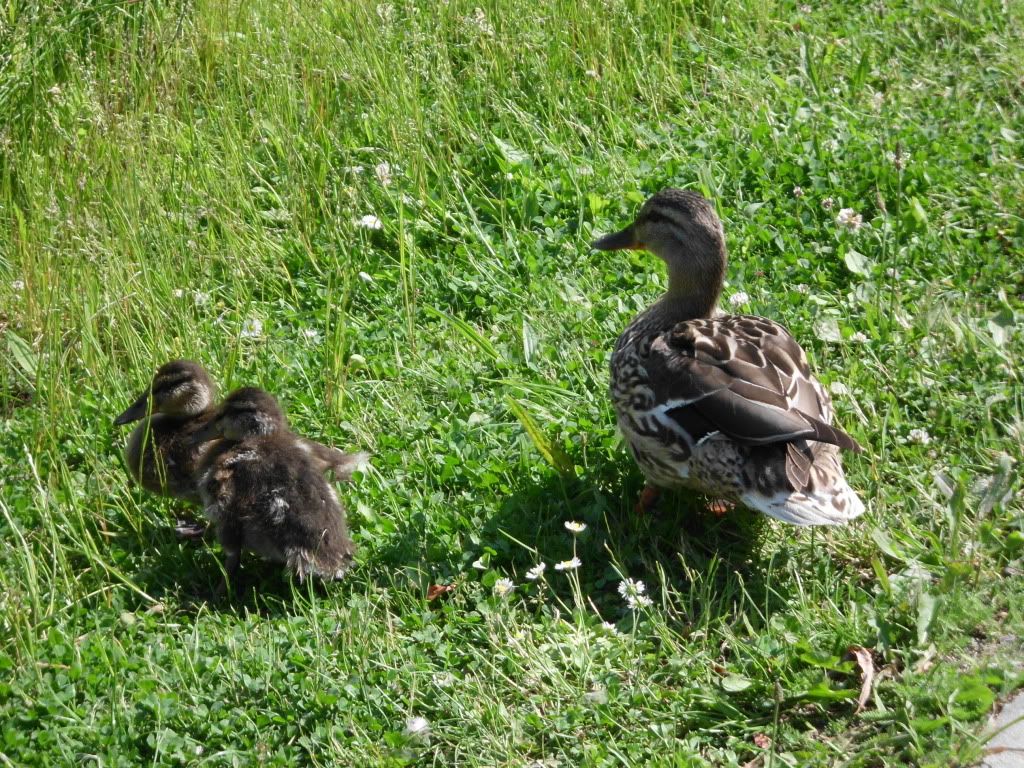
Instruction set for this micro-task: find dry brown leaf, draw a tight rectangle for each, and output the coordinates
[426,584,455,601]
[847,645,875,714]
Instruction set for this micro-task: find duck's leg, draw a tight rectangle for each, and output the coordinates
[214,518,244,598]
[634,483,662,515]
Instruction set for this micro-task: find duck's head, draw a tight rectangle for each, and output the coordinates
[592,188,727,312]
[203,387,287,441]
[114,360,216,425]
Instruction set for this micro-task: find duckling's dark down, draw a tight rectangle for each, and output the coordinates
[195,387,358,587]
[114,362,368,506]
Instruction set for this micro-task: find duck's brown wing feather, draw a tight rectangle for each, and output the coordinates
[646,315,862,453]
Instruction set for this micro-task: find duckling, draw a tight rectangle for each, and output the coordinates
[114,361,368,509]
[592,188,865,525]
[114,360,219,504]
[195,387,358,588]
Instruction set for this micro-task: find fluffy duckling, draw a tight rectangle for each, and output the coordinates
[593,188,864,525]
[115,361,368,509]
[195,387,358,587]
[114,360,219,504]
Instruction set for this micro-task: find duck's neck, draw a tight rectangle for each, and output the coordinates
[644,261,723,326]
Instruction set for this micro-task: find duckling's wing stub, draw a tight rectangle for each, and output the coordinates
[647,316,862,453]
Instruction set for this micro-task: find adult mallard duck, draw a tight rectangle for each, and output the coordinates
[592,188,865,525]
[195,387,358,589]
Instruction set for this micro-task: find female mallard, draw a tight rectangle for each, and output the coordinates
[592,188,865,525]
[114,360,368,510]
[195,387,358,588]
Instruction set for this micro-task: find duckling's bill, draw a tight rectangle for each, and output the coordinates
[114,392,151,426]
[591,225,642,251]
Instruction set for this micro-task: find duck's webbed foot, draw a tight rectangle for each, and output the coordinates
[707,499,736,517]
[634,484,662,515]
[174,519,210,541]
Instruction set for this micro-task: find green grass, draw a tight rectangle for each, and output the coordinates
[2,0,1024,764]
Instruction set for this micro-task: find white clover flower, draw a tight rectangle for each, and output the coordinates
[240,317,263,338]
[823,138,839,153]
[728,291,750,308]
[798,3,812,12]
[564,521,587,534]
[836,208,863,232]
[11,279,25,291]
[821,197,835,210]
[48,84,62,97]
[493,577,515,597]
[302,328,321,342]
[193,290,211,306]
[850,331,869,343]
[525,563,546,580]
[601,621,620,634]
[504,172,514,181]
[375,161,392,187]
[468,7,494,35]
[403,716,430,742]
[907,428,932,445]
[792,185,804,198]
[355,214,383,230]
[554,557,582,572]
[172,288,184,298]
[871,91,885,110]
[795,283,810,294]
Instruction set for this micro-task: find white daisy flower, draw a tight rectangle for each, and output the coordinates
[728,291,750,307]
[836,208,863,232]
[525,563,546,580]
[172,288,184,298]
[493,578,515,597]
[554,557,582,572]
[240,317,263,338]
[618,578,652,609]
[355,214,383,230]
[564,521,587,534]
